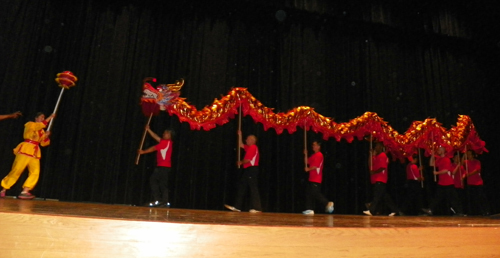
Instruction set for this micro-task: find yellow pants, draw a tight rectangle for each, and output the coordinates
[1,154,40,190]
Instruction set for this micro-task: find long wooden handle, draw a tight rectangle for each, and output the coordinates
[369,135,373,171]
[304,121,307,170]
[464,145,469,181]
[47,88,65,132]
[431,132,436,182]
[458,151,463,187]
[135,113,154,165]
[418,149,423,188]
[237,104,242,168]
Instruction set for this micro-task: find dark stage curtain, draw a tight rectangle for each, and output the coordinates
[0,0,498,215]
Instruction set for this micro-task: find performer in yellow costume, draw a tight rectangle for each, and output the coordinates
[0,112,55,199]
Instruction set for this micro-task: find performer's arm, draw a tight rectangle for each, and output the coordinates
[0,111,22,121]
[237,143,252,166]
[416,165,425,181]
[305,166,317,172]
[304,149,309,172]
[433,169,449,175]
[238,159,251,166]
[429,154,435,167]
[145,125,161,142]
[40,131,51,147]
[370,167,385,175]
[305,153,320,172]
[238,130,244,149]
[138,146,156,155]
[34,114,56,131]
[466,168,480,177]
[45,113,55,123]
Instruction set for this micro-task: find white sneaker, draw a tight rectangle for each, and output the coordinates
[325,202,334,213]
[302,209,314,215]
[249,209,261,213]
[388,212,396,216]
[363,210,372,216]
[224,204,241,212]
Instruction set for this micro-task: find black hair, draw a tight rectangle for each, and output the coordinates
[164,129,175,138]
[312,140,322,146]
[35,112,44,119]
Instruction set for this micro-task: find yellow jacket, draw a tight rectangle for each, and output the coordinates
[13,121,51,159]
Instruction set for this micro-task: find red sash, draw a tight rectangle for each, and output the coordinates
[24,139,40,145]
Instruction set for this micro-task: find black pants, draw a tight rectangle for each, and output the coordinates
[150,166,170,203]
[402,180,424,214]
[305,182,329,210]
[468,185,490,215]
[234,166,262,211]
[369,182,399,214]
[429,184,463,214]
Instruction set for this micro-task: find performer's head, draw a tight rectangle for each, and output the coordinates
[453,152,461,164]
[409,155,418,164]
[35,112,45,122]
[162,129,174,140]
[246,135,257,145]
[312,140,322,153]
[466,150,476,160]
[374,141,384,154]
[437,146,446,156]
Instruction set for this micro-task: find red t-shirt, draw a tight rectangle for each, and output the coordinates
[155,139,172,167]
[371,152,388,184]
[452,163,465,189]
[406,163,420,180]
[308,151,324,183]
[243,144,259,168]
[465,160,483,185]
[435,156,453,186]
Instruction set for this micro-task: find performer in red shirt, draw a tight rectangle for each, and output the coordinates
[302,141,334,215]
[363,142,401,216]
[138,125,174,207]
[463,150,490,216]
[422,147,464,216]
[225,130,262,213]
[401,155,424,215]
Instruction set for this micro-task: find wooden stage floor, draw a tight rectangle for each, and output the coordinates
[1,198,499,258]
